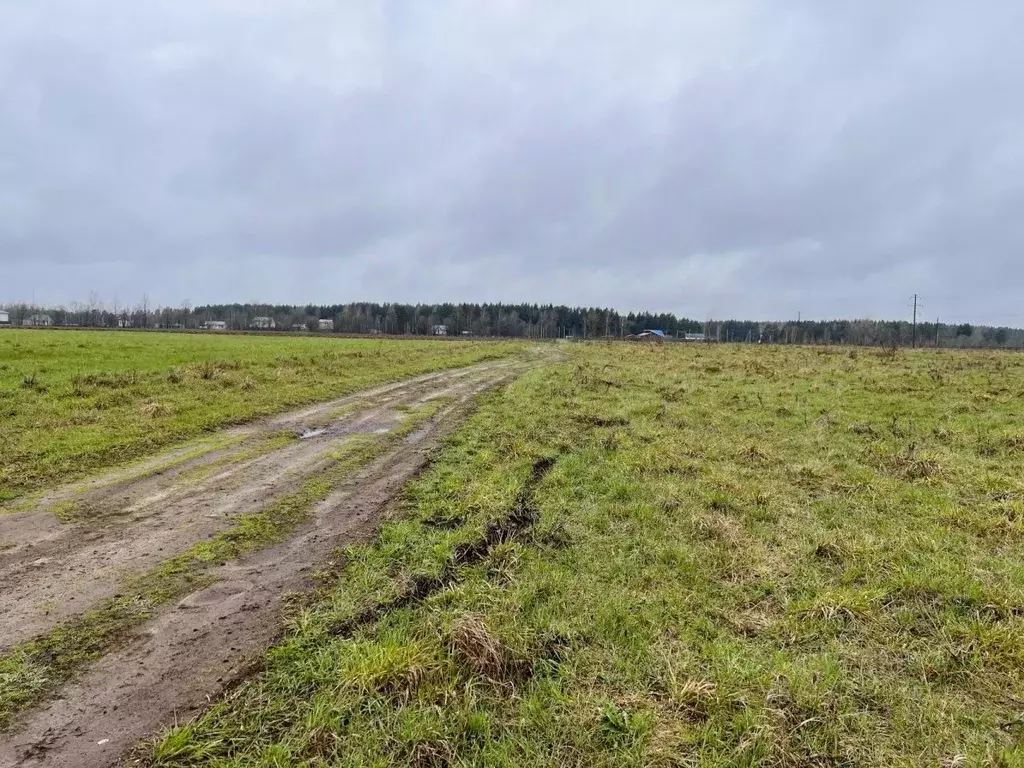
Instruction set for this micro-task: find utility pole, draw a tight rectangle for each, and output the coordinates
[911,294,920,348]
[935,317,940,348]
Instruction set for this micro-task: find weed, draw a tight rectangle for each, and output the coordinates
[20,373,44,392]
[194,361,218,380]
[877,342,900,360]
[850,422,878,437]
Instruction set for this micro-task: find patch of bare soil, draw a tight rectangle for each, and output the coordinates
[0,359,527,768]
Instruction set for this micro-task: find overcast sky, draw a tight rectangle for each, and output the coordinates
[2,2,1023,323]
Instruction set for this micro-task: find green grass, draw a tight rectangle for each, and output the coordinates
[0,402,445,730]
[0,330,523,502]
[143,343,1024,767]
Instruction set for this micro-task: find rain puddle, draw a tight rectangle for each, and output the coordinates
[299,426,391,440]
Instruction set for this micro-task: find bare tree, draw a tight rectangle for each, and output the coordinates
[87,290,101,327]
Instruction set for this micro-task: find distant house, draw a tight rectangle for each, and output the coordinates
[628,329,666,343]
[0,310,9,325]
[24,313,53,327]
[431,325,448,336]
[202,320,228,331]
[291,323,308,332]
[683,333,707,342]
[251,316,275,330]
[317,318,334,331]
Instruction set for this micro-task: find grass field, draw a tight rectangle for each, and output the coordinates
[0,330,523,503]
[145,343,1024,767]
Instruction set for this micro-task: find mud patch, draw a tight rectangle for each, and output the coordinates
[178,580,254,610]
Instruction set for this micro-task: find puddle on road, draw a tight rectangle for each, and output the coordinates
[405,426,431,445]
[299,426,392,440]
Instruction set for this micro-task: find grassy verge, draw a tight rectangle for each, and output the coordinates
[0,402,445,731]
[0,330,524,502]
[145,343,1024,767]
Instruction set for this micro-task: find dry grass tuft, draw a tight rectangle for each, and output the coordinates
[411,739,455,768]
[140,401,170,418]
[448,616,525,685]
[812,540,848,562]
[850,422,878,437]
[670,679,717,723]
[743,444,770,462]
[884,445,946,480]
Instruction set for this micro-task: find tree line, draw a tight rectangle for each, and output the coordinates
[2,298,1021,348]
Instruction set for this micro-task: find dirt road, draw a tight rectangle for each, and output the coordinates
[0,358,528,768]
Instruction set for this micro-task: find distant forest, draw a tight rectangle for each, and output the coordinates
[2,299,1022,349]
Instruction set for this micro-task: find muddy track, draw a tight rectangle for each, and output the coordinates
[0,360,517,651]
[0,359,530,768]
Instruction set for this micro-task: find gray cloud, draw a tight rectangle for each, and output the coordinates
[2,1,1024,324]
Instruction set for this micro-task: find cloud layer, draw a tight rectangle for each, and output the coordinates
[2,1,1023,323]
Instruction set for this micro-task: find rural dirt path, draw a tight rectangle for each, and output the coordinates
[0,357,531,768]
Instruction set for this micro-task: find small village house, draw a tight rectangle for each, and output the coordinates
[201,320,228,331]
[0,310,9,325]
[24,313,53,327]
[431,324,448,336]
[318,318,334,331]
